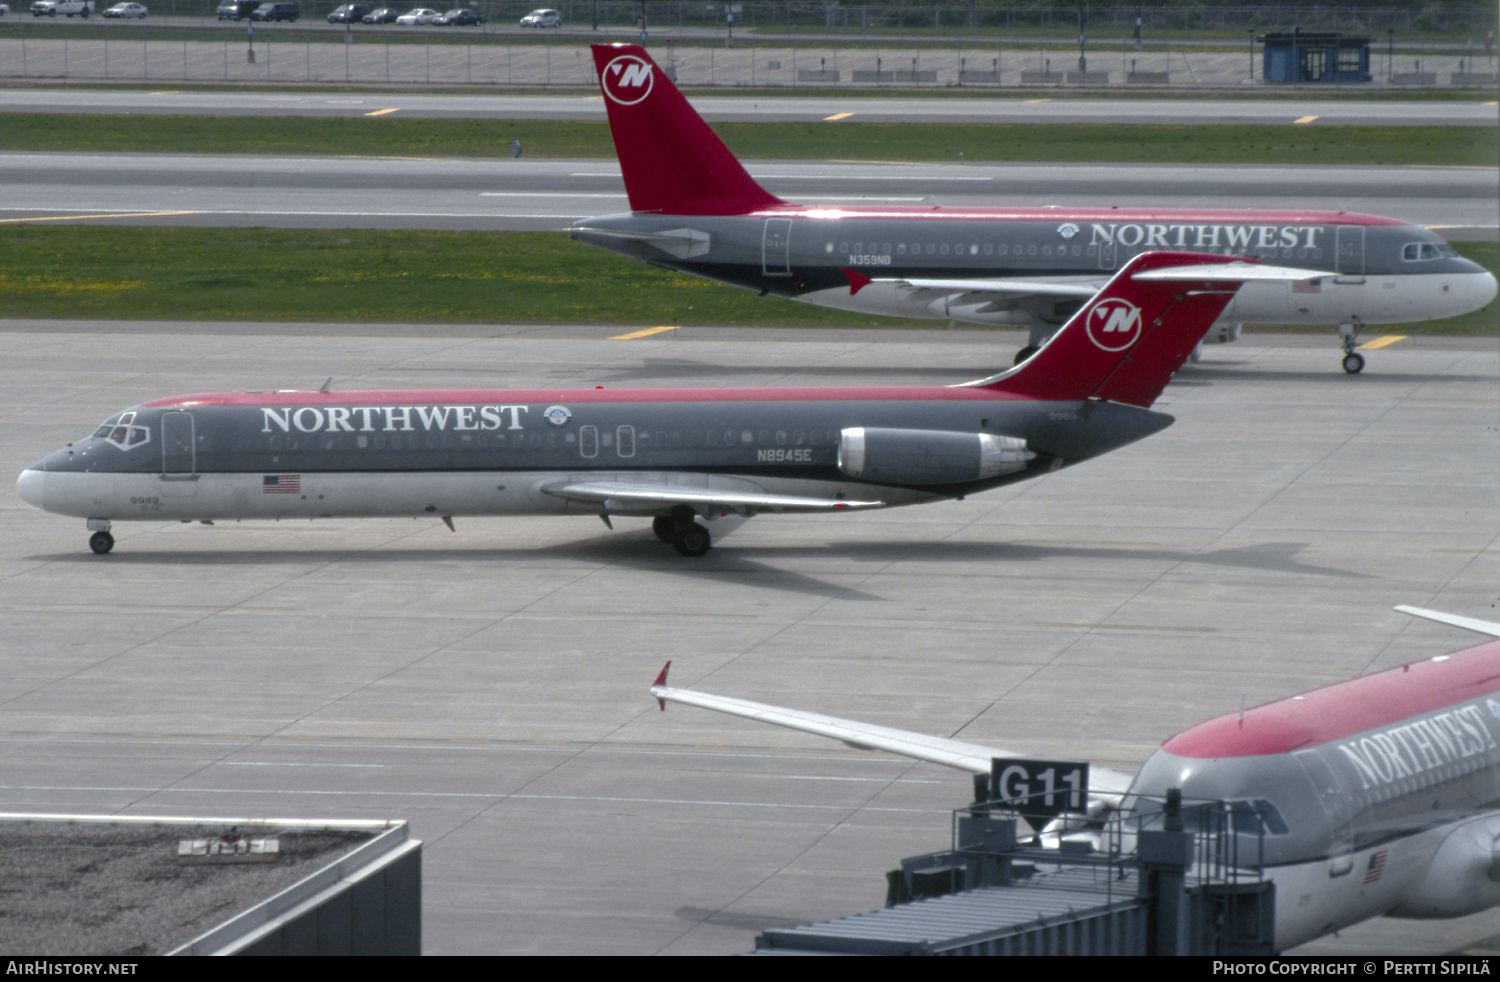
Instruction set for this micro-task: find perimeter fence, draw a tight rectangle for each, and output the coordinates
[21,2,1495,37]
[0,1,1494,86]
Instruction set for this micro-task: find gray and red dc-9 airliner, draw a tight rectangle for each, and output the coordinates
[651,606,1500,951]
[18,248,1305,556]
[571,44,1495,374]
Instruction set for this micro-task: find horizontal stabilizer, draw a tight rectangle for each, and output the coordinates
[568,225,712,259]
[1396,606,1500,639]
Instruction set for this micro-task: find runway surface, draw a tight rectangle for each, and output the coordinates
[1,153,1494,236]
[1,323,1496,954]
[0,87,1494,126]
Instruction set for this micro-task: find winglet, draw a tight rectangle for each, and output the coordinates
[653,660,672,711]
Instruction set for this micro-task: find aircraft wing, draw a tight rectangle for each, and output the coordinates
[1395,606,1500,638]
[650,663,1137,797]
[887,261,1328,297]
[1131,261,1329,283]
[541,481,885,516]
[890,276,1101,299]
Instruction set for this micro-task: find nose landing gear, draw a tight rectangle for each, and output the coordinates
[1339,321,1365,374]
[86,519,114,555]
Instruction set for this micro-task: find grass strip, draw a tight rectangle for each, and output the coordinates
[0,114,1494,167]
[0,227,1493,333]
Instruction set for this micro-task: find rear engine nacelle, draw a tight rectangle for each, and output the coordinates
[1388,815,1500,919]
[838,428,1033,486]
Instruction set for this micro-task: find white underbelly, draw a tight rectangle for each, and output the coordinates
[24,469,937,522]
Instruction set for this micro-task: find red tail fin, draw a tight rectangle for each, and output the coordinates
[979,252,1247,408]
[591,44,784,216]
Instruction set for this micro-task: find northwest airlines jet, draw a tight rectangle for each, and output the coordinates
[572,44,1496,374]
[651,606,1500,952]
[18,252,1308,556]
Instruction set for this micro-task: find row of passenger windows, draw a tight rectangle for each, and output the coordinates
[263,425,842,455]
[824,240,1327,261]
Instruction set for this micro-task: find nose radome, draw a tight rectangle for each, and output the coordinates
[16,468,45,510]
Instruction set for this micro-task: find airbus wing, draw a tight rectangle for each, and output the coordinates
[649,662,1138,798]
[1395,605,1500,638]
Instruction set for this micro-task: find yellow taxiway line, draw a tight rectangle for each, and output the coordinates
[1358,335,1407,351]
[610,326,678,340]
[0,211,198,223]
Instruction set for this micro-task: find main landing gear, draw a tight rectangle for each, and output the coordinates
[86,519,113,555]
[1339,321,1365,374]
[652,510,712,557]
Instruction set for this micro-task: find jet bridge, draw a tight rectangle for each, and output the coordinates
[751,788,1276,956]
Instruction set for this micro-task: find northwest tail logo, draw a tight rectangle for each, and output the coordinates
[602,54,654,105]
[1085,298,1143,351]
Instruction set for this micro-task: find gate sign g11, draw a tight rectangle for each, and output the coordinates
[990,758,1091,831]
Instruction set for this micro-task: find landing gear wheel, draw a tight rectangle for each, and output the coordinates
[672,523,711,557]
[1013,345,1039,366]
[1342,352,1365,375]
[88,531,114,555]
[651,515,675,543]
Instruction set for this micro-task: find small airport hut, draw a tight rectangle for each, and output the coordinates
[1258,33,1372,83]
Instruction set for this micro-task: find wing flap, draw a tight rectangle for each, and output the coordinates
[542,480,884,516]
[1131,261,1328,283]
[889,276,1102,299]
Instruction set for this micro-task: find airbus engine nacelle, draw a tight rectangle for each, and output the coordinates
[838,427,1033,486]
[1388,814,1500,919]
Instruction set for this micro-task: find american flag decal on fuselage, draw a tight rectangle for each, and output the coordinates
[263,475,301,494]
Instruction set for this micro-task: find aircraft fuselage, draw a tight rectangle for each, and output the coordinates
[1127,638,1500,949]
[18,386,1170,526]
[573,206,1493,331]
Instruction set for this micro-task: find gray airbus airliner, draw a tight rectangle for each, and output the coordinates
[651,606,1500,951]
[17,251,1305,556]
[572,44,1496,374]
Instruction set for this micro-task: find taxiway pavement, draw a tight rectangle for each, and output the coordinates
[1,324,1496,954]
[1,154,1494,237]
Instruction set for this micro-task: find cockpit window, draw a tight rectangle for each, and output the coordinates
[95,411,151,451]
[1127,797,1289,837]
[1403,242,1456,262]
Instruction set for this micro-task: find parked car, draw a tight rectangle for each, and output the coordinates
[394,6,439,24]
[438,7,479,25]
[31,0,94,16]
[0,5,11,14]
[248,0,296,19]
[326,2,369,21]
[360,5,396,21]
[102,2,146,16]
[518,7,558,28]
[215,0,258,18]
